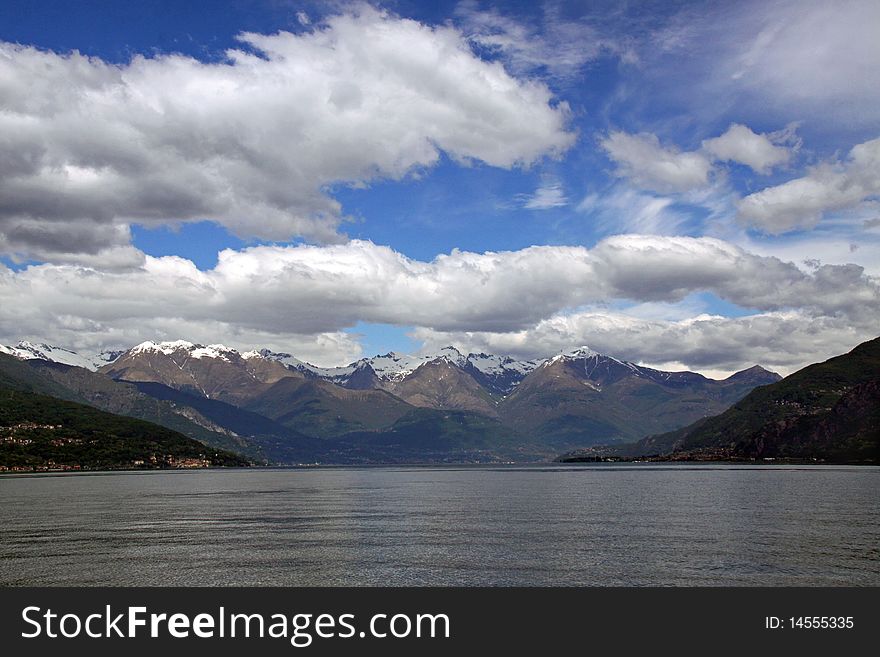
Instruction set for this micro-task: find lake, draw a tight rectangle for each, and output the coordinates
[1,464,878,586]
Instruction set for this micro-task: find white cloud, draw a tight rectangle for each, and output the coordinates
[577,187,681,235]
[601,123,797,200]
[521,180,567,209]
[636,0,880,127]
[600,131,713,193]
[738,232,880,278]
[598,127,880,238]
[724,0,880,121]
[414,309,876,377]
[0,221,145,270]
[455,0,633,81]
[590,235,878,321]
[702,123,792,174]
[737,136,880,234]
[0,236,876,372]
[0,5,574,260]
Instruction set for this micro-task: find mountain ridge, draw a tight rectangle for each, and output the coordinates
[2,338,777,387]
[0,387,250,471]
[1,337,785,461]
[565,336,880,463]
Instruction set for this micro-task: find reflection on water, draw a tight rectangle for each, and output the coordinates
[1,464,878,586]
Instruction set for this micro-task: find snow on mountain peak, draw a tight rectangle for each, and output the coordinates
[566,346,599,359]
[238,346,538,384]
[467,352,544,376]
[246,348,312,370]
[0,340,120,371]
[358,352,424,380]
[130,340,198,356]
[190,344,238,361]
[1,337,680,386]
[127,341,248,362]
[432,346,467,366]
[543,346,600,367]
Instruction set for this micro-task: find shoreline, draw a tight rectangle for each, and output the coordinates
[2,460,878,478]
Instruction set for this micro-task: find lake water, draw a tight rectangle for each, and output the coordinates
[1,464,878,586]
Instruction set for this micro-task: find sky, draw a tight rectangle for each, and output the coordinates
[0,0,878,375]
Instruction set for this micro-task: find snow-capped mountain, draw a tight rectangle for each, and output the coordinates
[500,345,782,444]
[2,338,777,397]
[540,345,674,386]
[538,346,779,389]
[2,336,783,454]
[129,340,242,362]
[279,346,543,394]
[461,352,545,394]
[242,348,312,369]
[101,340,297,403]
[90,340,549,416]
[281,346,467,383]
[97,340,492,390]
[0,341,122,371]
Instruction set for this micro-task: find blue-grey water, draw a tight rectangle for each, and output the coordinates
[1,464,878,586]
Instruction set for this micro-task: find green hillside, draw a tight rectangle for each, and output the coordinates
[0,353,263,460]
[621,337,880,463]
[244,377,414,438]
[499,356,779,448]
[0,385,249,470]
[327,408,544,463]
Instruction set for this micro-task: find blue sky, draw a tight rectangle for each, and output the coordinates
[0,0,878,374]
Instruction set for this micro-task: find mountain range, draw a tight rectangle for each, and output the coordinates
[561,336,880,464]
[0,352,248,470]
[1,338,782,463]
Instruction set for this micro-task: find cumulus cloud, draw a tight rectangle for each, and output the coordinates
[600,131,713,193]
[602,123,797,198]
[590,235,878,320]
[737,136,880,233]
[702,123,793,174]
[0,236,876,372]
[0,5,574,260]
[0,222,145,270]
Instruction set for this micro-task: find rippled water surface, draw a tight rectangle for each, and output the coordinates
[1,464,878,586]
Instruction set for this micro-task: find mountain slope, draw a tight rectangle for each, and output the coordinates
[101,341,297,405]
[460,352,544,395]
[500,348,781,448]
[2,355,261,459]
[0,352,92,401]
[287,348,468,386]
[129,381,325,463]
[384,358,500,416]
[0,385,248,470]
[102,342,422,444]
[1,341,120,371]
[626,336,880,462]
[73,338,782,460]
[287,347,542,394]
[328,408,541,463]
[14,352,333,464]
[243,376,415,438]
